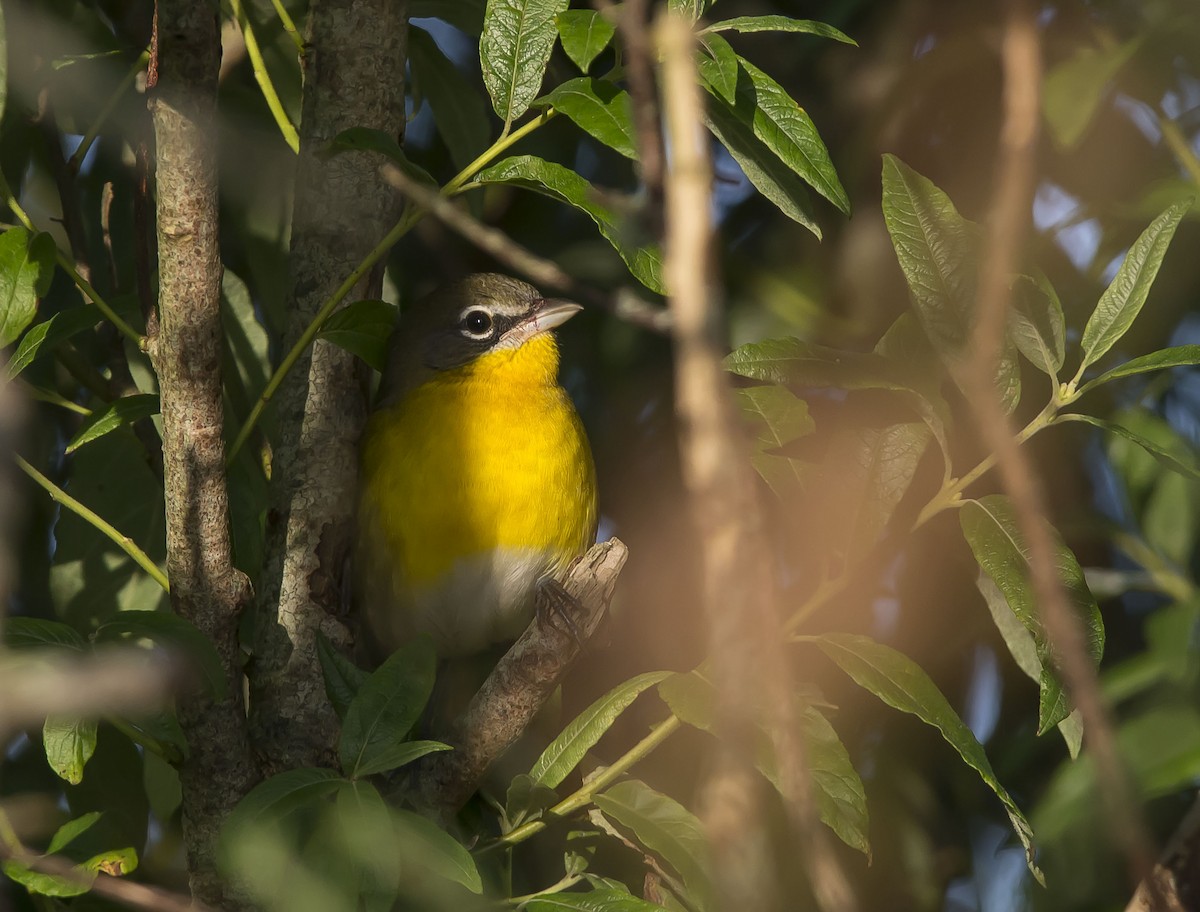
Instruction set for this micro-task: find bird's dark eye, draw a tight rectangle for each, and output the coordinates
[463,309,493,337]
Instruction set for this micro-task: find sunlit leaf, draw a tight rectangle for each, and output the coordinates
[702,16,856,45]
[540,78,637,159]
[480,0,570,124]
[0,228,56,347]
[1080,344,1200,393]
[64,394,160,454]
[46,812,103,854]
[1011,273,1066,376]
[555,10,615,72]
[7,306,99,377]
[43,716,97,785]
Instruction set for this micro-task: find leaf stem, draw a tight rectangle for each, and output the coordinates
[16,455,169,592]
[67,50,151,173]
[230,0,301,154]
[226,108,558,462]
[481,714,682,852]
[268,0,305,53]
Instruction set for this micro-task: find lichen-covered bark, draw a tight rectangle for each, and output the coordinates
[249,0,408,771]
[147,1,259,905]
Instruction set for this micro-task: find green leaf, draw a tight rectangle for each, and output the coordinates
[734,386,814,452]
[814,632,1042,884]
[524,891,672,911]
[64,394,160,454]
[479,0,570,124]
[724,337,915,390]
[1081,345,1200,392]
[474,155,663,292]
[3,617,86,650]
[1079,200,1191,373]
[716,56,849,214]
[80,846,137,877]
[325,127,438,189]
[340,637,437,779]
[696,33,739,104]
[702,16,856,45]
[222,768,344,848]
[352,740,451,779]
[1042,40,1140,149]
[703,98,819,235]
[97,610,228,702]
[7,306,100,377]
[540,78,637,160]
[959,495,1104,734]
[318,300,398,373]
[530,671,670,788]
[43,717,98,785]
[1010,274,1066,376]
[2,860,95,898]
[1057,413,1200,483]
[881,154,978,355]
[393,808,483,893]
[0,229,56,347]
[595,780,713,910]
[666,0,710,23]
[409,27,493,171]
[555,10,615,72]
[316,631,370,720]
[47,812,103,854]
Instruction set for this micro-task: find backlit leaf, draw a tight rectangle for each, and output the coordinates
[43,717,97,785]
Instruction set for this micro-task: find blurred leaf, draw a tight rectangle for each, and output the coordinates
[325,126,438,189]
[701,16,856,45]
[1011,273,1066,376]
[555,10,615,72]
[7,305,99,377]
[143,749,183,822]
[540,78,637,160]
[410,26,493,171]
[64,394,160,454]
[815,632,1042,884]
[222,768,343,845]
[47,812,103,854]
[594,780,714,911]
[353,740,451,779]
[475,155,663,292]
[479,0,570,124]
[960,495,1104,733]
[1081,344,1200,392]
[97,609,228,702]
[523,891,672,911]
[530,670,670,788]
[393,808,483,893]
[3,617,85,650]
[80,846,137,877]
[881,154,978,355]
[1058,413,1200,482]
[1078,200,1191,373]
[2,860,96,898]
[43,717,97,785]
[666,0,711,24]
[734,385,814,452]
[340,637,436,779]
[724,337,913,390]
[0,229,56,347]
[1043,40,1140,149]
[316,631,370,720]
[505,773,558,824]
[696,33,739,104]
[318,300,398,373]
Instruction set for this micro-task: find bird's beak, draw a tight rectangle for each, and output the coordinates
[499,299,582,349]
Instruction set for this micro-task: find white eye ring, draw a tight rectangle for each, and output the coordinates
[460,308,494,339]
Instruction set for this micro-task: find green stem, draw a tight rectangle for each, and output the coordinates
[226,107,558,463]
[268,0,305,52]
[17,455,169,592]
[230,0,301,154]
[482,714,682,853]
[67,50,151,173]
[107,716,183,764]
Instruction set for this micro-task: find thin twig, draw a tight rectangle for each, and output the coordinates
[16,456,169,591]
[960,0,1163,898]
[229,0,300,153]
[381,164,671,333]
[268,0,305,52]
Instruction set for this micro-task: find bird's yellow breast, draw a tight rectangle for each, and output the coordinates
[360,333,597,589]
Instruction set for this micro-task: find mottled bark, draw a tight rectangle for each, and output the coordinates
[411,540,627,821]
[147,1,260,905]
[248,0,408,771]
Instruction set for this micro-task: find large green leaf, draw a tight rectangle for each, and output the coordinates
[43,716,98,785]
[1010,273,1066,376]
[696,32,739,103]
[530,671,669,788]
[0,228,56,347]
[524,892,672,911]
[594,780,714,911]
[540,78,637,160]
[701,16,856,45]
[814,632,1042,883]
[555,10,615,72]
[479,0,570,124]
[7,305,100,377]
[97,609,228,702]
[65,394,160,455]
[339,637,436,779]
[474,155,663,292]
[1078,200,1191,374]
[410,26,493,171]
[881,154,978,355]
[318,300,398,373]
[1081,344,1200,392]
[959,495,1104,734]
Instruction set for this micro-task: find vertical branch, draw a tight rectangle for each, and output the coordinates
[961,0,1162,897]
[146,1,260,905]
[248,0,408,772]
[657,14,856,912]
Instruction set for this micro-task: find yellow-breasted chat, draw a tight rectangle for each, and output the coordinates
[357,273,598,658]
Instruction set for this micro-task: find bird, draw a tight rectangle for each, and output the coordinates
[356,273,598,659]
